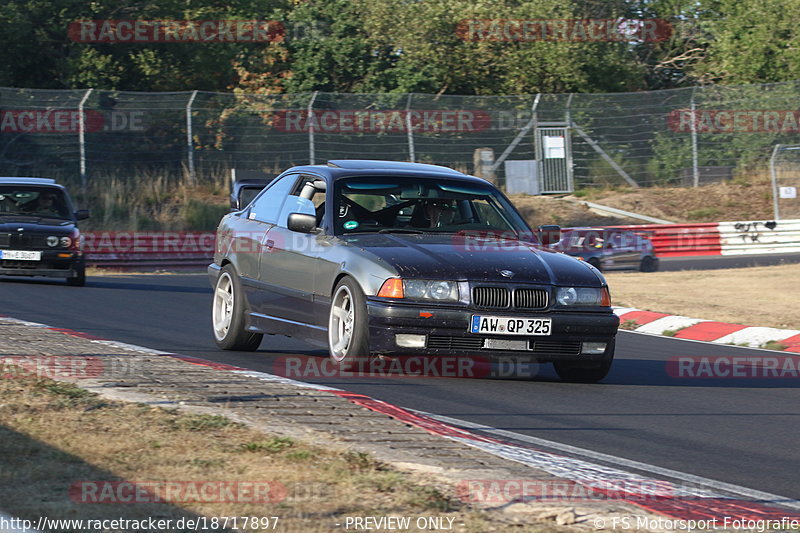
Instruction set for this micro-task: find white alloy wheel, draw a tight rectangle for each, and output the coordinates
[213,271,235,341]
[329,284,355,361]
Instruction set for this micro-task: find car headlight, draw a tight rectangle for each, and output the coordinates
[59,236,72,248]
[377,278,459,301]
[46,236,59,247]
[556,286,611,306]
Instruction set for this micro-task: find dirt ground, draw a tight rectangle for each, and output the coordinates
[509,178,775,228]
[604,263,800,330]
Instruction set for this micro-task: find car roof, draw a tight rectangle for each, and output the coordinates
[280,160,491,185]
[0,177,59,186]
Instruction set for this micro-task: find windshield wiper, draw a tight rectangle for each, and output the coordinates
[377,228,424,234]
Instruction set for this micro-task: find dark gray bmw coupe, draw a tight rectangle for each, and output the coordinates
[209,160,619,382]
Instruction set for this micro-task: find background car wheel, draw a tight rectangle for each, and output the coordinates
[640,256,658,272]
[66,262,86,286]
[553,341,614,383]
[212,265,263,351]
[328,277,371,370]
[587,258,602,271]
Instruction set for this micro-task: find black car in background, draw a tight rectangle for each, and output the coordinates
[554,227,659,273]
[229,177,273,211]
[210,160,619,382]
[0,177,89,286]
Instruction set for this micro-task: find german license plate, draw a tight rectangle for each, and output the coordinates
[0,250,41,261]
[470,316,551,336]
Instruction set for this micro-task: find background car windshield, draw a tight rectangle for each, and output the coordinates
[335,177,530,235]
[0,186,70,219]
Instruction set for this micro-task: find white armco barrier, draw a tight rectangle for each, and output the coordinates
[718,219,800,255]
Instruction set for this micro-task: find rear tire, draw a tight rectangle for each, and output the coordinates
[553,341,614,383]
[212,265,263,351]
[66,261,86,287]
[328,277,371,370]
[640,256,658,272]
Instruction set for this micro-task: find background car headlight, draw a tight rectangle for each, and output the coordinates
[404,280,459,301]
[556,287,611,306]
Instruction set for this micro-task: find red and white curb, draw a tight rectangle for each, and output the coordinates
[2,315,800,524]
[614,307,800,353]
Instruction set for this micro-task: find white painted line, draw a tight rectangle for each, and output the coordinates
[0,317,50,328]
[89,339,165,355]
[714,327,800,347]
[420,411,800,510]
[635,315,706,335]
[231,369,342,391]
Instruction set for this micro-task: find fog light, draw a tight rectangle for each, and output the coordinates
[581,342,607,355]
[396,334,426,348]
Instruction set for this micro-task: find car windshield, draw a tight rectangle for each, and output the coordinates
[0,186,71,219]
[334,176,531,236]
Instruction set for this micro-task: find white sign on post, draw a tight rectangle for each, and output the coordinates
[544,136,565,159]
[779,186,797,199]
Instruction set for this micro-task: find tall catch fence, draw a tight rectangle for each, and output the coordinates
[4,81,800,199]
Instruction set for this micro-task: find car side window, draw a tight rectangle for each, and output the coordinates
[249,174,299,224]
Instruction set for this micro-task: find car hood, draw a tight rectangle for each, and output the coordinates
[0,218,76,234]
[341,233,604,286]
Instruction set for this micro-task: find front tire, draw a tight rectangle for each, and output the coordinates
[212,265,263,351]
[328,277,371,370]
[553,341,614,383]
[66,261,86,286]
[640,255,658,272]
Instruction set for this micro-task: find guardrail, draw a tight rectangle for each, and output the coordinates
[611,219,800,257]
[82,220,800,268]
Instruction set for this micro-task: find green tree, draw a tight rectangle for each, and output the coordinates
[690,0,800,84]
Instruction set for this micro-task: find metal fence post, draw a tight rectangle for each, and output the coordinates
[78,88,93,187]
[186,90,198,185]
[565,93,574,192]
[770,144,782,220]
[690,87,700,187]
[307,91,318,164]
[405,94,416,162]
[491,94,541,173]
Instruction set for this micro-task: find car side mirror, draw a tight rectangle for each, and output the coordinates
[287,213,317,233]
[75,209,90,221]
[537,224,561,246]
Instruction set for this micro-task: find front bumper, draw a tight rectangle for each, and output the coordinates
[366,299,618,362]
[0,252,83,279]
[208,263,221,287]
